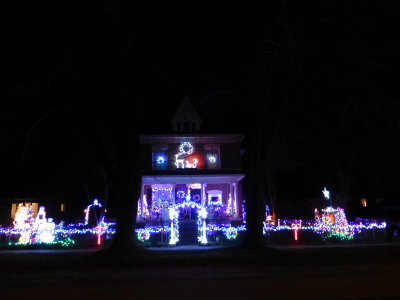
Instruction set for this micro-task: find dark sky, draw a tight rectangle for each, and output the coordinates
[1,1,400,217]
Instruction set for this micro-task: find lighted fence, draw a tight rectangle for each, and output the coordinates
[0,221,248,248]
[0,223,116,248]
[263,221,387,242]
[135,223,247,245]
[0,218,389,248]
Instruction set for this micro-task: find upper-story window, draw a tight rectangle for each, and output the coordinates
[204,144,220,169]
[175,142,198,169]
[152,145,168,170]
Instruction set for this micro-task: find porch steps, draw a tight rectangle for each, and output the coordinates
[178,221,198,245]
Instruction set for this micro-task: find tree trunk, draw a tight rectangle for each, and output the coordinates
[110,171,142,252]
[242,171,266,249]
[242,126,267,249]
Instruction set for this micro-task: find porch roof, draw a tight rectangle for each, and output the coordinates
[142,174,245,185]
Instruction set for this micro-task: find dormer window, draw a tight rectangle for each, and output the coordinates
[171,97,202,132]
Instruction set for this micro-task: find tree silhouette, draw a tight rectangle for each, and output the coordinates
[238,0,400,247]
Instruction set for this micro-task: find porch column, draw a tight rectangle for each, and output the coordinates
[229,182,233,216]
[233,182,238,218]
[202,183,207,206]
[172,184,176,208]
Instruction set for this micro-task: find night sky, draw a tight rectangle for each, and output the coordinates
[1,1,400,219]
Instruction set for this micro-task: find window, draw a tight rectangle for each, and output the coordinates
[204,144,220,169]
[152,145,169,170]
[60,203,65,212]
[207,190,223,206]
[361,198,367,207]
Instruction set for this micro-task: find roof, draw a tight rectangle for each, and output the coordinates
[139,133,244,144]
[142,173,245,184]
[171,97,202,124]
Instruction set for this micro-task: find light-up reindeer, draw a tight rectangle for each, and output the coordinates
[175,142,196,169]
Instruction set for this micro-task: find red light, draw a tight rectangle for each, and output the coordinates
[291,221,301,242]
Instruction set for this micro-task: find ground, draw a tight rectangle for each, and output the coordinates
[1,243,399,299]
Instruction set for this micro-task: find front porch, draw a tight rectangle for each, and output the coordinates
[136,174,245,246]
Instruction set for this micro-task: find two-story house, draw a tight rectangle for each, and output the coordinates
[136,98,245,245]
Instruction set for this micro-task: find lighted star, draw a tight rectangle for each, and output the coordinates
[322,187,330,200]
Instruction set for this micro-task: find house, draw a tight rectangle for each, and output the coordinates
[0,197,68,226]
[136,97,245,245]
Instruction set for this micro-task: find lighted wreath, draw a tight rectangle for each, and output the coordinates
[193,194,200,201]
[225,227,238,240]
[157,156,165,164]
[179,142,194,156]
[208,156,216,164]
[138,230,150,242]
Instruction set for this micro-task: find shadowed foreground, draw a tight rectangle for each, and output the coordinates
[1,244,399,300]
